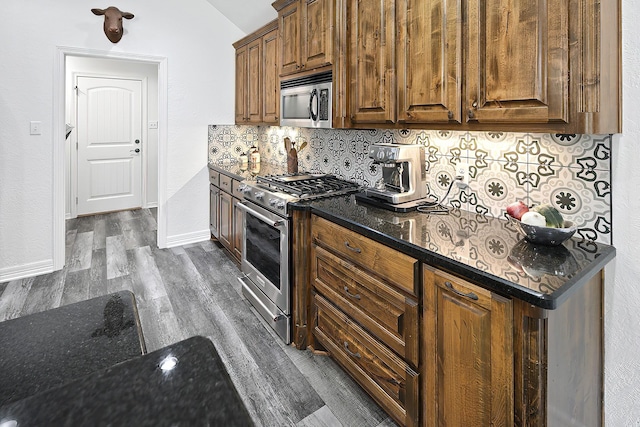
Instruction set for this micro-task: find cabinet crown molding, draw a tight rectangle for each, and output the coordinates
[232,19,278,48]
[272,0,298,12]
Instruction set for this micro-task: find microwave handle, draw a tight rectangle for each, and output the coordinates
[309,88,318,121]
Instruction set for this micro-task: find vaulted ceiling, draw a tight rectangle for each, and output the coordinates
[205,0,277,34]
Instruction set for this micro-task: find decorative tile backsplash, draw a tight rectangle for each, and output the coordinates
[208,125,612,244]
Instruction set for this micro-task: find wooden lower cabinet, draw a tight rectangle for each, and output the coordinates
[311,214,420,426]
[314,295,419,427]
[218,190,233,251]
[423,266,514,426]
[214,173,244,263]
[307,215,604,426]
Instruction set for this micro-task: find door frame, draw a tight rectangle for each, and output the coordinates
[70,73,148,219]
[53,46,169,270]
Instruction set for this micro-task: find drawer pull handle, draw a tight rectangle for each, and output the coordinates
[343,286,361,300]
[344,241,362,253]
[343,342,362,359]
[445,281,479,301]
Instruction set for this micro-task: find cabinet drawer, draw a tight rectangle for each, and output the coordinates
[312,246,419,366]
[312,216,418,296]
[232,180,245,199]
[209,169,219,186]
[219,174,232,193]
[314,294,419,427]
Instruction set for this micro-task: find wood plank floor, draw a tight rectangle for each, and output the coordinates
[0,208,398,427]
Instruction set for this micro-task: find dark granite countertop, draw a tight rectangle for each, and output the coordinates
[0,291,145,406]
[303,195,616,309]
[0,336,253,426]
[209,162,288,182]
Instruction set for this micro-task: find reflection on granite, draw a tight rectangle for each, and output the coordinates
[209,162,289,181]
[91,293,135,338]
[0,336,254,426]
[308,195,616,309]
[0,291,145,406]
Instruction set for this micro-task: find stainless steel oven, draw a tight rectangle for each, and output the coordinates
[237,200,291,343]
[237,174,360,344]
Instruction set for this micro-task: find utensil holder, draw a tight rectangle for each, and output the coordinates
[287,148,298,174]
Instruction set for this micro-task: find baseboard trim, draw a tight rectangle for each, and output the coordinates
[0,259,55,283]
[165,230,211,248]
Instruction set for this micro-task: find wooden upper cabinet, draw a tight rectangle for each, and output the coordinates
[423,266,514,427]
[234,45,248,123]
[302,0,334,70]
[278,1,301,75]
[465,0,569,125]
[262,29,280,123]
[247,39,263,123]
[274,0,334,77]
[233,20,279,125]
[339,0,620,132]
[397,0,462,124]
[347,0,396,124]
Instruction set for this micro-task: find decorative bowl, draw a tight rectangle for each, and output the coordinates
[508,216,577,246]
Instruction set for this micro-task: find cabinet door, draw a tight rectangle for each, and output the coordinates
[347,0,396,124]
[262,29,280,124]
[279,1,301,76]
[247,38,263,123]
[234,46,248,123]
[232,197,244,261]
[423,267,514,426]
[396,0,462,124]
[210,185,219,239]
[302,0,334,70]
[465,0,569,124]
[219,191,233,252]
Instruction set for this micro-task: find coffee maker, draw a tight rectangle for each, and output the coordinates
[363,143,427,204]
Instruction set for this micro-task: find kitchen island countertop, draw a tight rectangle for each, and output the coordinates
[302,194,615,309]
[0,336,253,426]
[0,291,145,406]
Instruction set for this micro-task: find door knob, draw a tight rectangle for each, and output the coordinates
[135,139,140,144]
[130,148,140,153]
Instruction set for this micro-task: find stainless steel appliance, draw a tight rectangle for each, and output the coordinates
[237,174,359,343]
[280,71,332,129]
[363,143,427,204]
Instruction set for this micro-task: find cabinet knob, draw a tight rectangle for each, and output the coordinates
[468,109,475,119]
[447,110,454,120]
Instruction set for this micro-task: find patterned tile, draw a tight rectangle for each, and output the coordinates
[208,125,612,243]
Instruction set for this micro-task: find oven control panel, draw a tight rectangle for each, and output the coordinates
[240,181,295,216]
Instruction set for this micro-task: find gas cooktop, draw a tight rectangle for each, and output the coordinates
[241,173,360,217]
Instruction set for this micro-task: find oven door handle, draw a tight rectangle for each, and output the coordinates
[237,202,286,228]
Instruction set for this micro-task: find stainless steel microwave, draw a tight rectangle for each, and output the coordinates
[280,71,332,129]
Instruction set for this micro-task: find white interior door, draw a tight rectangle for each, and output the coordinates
[76,76,142,215]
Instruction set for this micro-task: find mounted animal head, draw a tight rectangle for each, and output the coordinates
[91,7,134,43]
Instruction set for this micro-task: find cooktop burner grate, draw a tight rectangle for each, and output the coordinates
[257,174,360,199]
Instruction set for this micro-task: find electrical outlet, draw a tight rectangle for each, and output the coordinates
[456,162,470,187]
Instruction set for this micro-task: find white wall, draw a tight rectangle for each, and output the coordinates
[65,56,159,216]
[0,0,243,280]
[0,0,638,423]
[606,1,640,425]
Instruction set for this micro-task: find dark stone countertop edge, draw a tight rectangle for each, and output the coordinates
[306,205,616,310]
[209,163,248,182]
